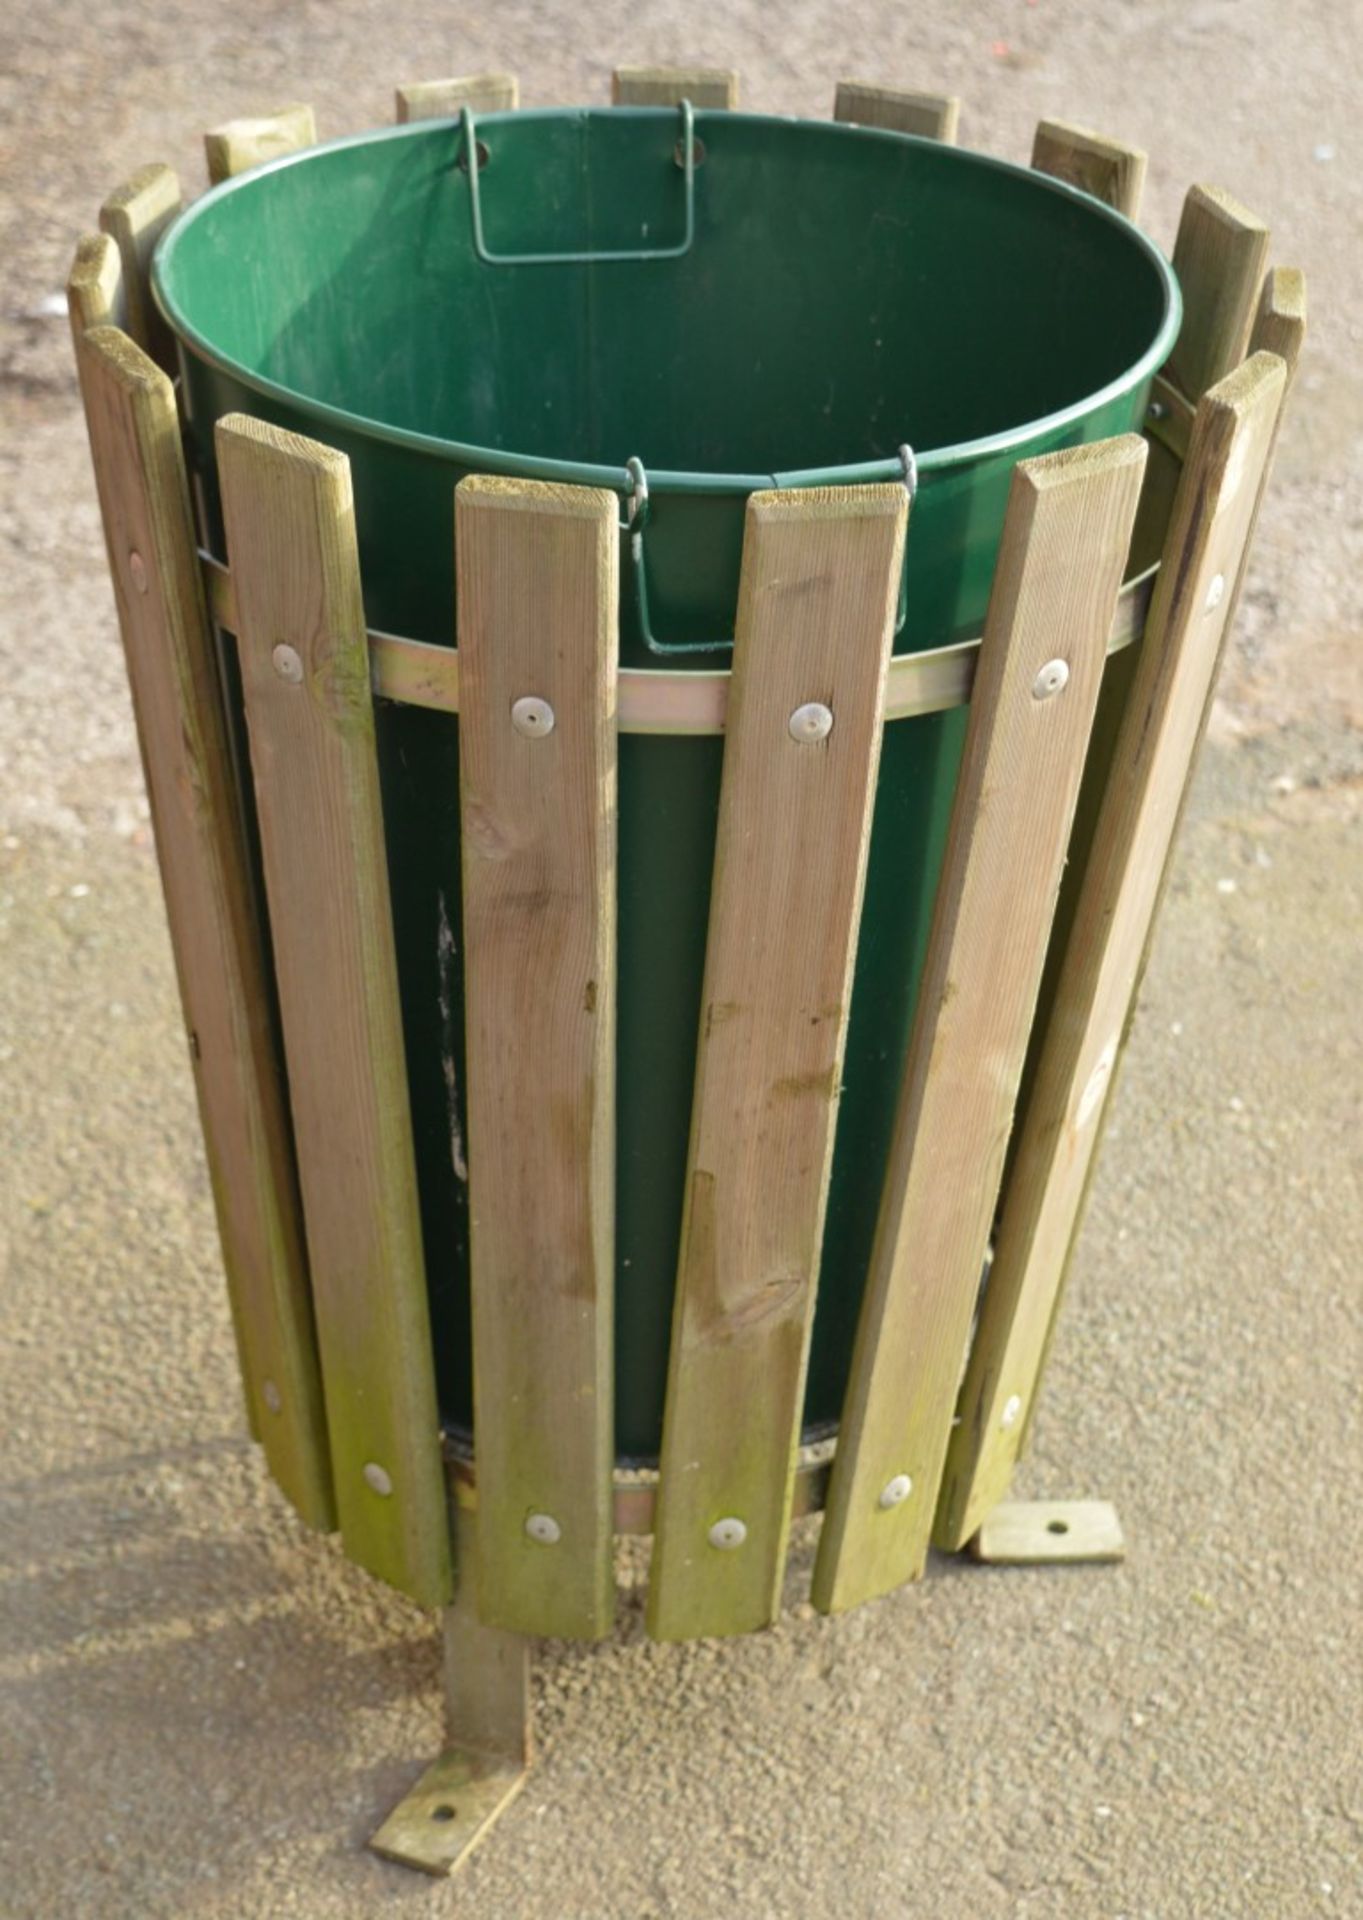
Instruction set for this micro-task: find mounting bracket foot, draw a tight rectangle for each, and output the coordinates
[967,1499,1125,1565]
[370,1503,532,1878]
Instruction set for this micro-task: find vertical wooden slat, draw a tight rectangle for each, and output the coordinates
[989,273,1307,1485]
[611,66,739,108]
[1022,279,1306,1472]
[1000,276,1306,1452]
[74,330,334,1529]
[217,413,450,1606]
[67,232,126,337]
[833,80,961,144]
[396,73,519,122]
[1031,119,1147,218]
[647,485,906,1642]
[812,438,1146,1615]
[934,353,1288,1553]
[455,477,618,1640]
[204,104,317,184]
[1163,184,1270,402]
[98,164,181,374]
[1250,265,1308,374]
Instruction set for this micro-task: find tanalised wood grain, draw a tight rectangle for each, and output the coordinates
[833,80,960,143]
[1031,118,1146,217]
[993,283,1306,1483]
[98,164,181,374]
[647,486,906,1641]
[217,414,450,1605]
[1164,184,1270,402]
[812,437,1146,1614]
[204,104,316,183]
[396,73,519,121]
[611,66,739,108]
[75,330,333,1527]
[455,477,618,1640]
[934,354,1288,1552]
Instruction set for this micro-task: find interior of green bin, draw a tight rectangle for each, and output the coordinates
[153,109,1180,1461]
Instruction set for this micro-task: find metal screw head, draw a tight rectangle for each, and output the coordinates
[261,1380,282,1416]
[128,550,149,594]
[788,702,834,743]
[708,1516,747,1550]
[1147,399,1168,422]
[272,643,304,684]
[1000,1394,1023,1431]
[1032,658,1070,701]
[525,1512,561,1545]
[363,1462,394,1497]
[1205,572,1226,612]
[879,1473,913,1510]
[511,695,555,738]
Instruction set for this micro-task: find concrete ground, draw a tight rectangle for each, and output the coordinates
[1,3,1359,1915]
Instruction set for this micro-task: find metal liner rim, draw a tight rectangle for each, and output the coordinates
[152,105,1182,497]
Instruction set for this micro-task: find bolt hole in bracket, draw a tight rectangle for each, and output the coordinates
[370,1747,526,1877]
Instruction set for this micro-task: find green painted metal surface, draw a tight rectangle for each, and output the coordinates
[155,108,1180,1460]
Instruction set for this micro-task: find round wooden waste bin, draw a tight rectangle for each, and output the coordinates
[69,68,1303,1878]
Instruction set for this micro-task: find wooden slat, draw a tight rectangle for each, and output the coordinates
[1163,184,1270,402]
[647,485,906,1642]
[396,73,519,122]
[933,353,1288,1553]
[455,476,618,1640]
[217,413,450,1606]
[833,80,960,144]
[98,164,181,374]
[1250,265,1308,376]
[611,66,739,109]
[67,232,125,337]
[74,329,334,1529]
[204,104,316,184]
[996,279,1307,1479]
[1021,281,1304,1459]
[812,438,1146,1615]
[1031,118,1146,218]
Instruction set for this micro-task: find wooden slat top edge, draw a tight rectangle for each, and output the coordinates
[1015,433,1148,492]
[1185,180,1270,236]
[99,160,180,216]
[1261,264,1308,323]
[456,473,619,520]
[745,482,908,522]
[68,235,120,315]
[836,78,961,103]
[1200,348,1288,422]
[83,323,166,389]
[207,103,314,135]
[1034,116,1148,160]
[614,64,738,84]
[399,69,516,92]
[216,410,351,479]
